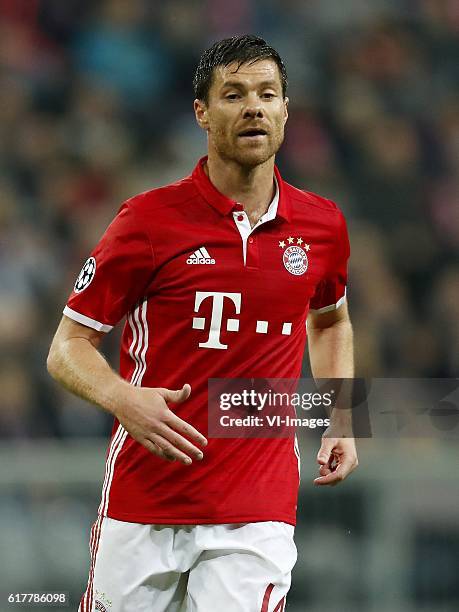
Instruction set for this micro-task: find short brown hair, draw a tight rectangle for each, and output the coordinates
[193,34,288,103]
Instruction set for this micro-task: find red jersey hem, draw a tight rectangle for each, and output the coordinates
[105,509,296,527]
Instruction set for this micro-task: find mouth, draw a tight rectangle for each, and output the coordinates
[238,128,268,138]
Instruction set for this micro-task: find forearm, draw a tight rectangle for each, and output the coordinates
[307,319,354,379]
[308,319,354,432]
[47,337,130,416]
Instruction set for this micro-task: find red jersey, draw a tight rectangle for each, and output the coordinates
[64,156,349,526]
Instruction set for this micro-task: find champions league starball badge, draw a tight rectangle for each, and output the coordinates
[74,256,96,293]
[278,237,310,276]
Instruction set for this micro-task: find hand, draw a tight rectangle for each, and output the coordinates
[314,433,358,486]
[113,383,207,465]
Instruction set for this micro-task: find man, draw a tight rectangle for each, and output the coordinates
[48,35,357,612]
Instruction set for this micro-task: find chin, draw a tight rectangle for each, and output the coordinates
[234,148,275,168]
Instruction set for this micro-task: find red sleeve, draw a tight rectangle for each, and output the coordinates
[309,210,349,313]
[64,201,154,332]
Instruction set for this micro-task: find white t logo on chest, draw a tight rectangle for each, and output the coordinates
[192,291,241,349]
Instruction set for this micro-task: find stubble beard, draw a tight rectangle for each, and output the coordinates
[211,127,285,169]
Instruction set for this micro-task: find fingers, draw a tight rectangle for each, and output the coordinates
[166,412,208,448]
[158,384,192,404]
[157,423,205,462]
[135,384,207,464]
[318,464,332,477]
[314,458,357,486]
[314,436,358,486]
[154,384,207,447]
[144,434,196,465]
[142,416,206,465]
[316,437,337,466]
[143,438,177,463]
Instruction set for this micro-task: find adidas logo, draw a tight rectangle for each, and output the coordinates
[186,247,216,265]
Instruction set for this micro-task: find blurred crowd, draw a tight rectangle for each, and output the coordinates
[0,0,458,438]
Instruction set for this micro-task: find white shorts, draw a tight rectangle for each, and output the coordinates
[79,516,297,612]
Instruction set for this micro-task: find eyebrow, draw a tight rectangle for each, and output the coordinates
[220,80,280,90]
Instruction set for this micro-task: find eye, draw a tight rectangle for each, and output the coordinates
[262,92,276,99]
[226,93,241,100]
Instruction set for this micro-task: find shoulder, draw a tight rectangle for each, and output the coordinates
[118,174,199,217]
[283,181,345,219]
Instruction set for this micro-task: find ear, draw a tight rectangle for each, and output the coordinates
[283,97,289,125]
[194,99,210,131]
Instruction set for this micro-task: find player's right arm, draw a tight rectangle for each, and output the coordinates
[47,315,207,465]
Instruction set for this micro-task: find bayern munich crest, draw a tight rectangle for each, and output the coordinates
[279,237,310,276]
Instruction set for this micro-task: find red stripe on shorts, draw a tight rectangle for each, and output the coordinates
[261,583,275,612]
[261,584,286,612]
[274,595,286,612]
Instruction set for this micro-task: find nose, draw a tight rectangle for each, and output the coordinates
[243,94,264,119]
[243,107,263,119]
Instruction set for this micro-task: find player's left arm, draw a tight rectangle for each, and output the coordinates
[307,301,358,486]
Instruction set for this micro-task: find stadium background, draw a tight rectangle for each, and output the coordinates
[0,1,458,610]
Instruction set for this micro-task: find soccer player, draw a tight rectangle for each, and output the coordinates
[47,35,358,612]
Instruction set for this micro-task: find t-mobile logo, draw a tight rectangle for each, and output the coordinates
[192,291,241,349]
[192,291,292,349]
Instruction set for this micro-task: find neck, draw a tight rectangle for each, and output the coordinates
[205,150,276,223]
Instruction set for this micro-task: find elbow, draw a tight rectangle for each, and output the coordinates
[46,343,60,381]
